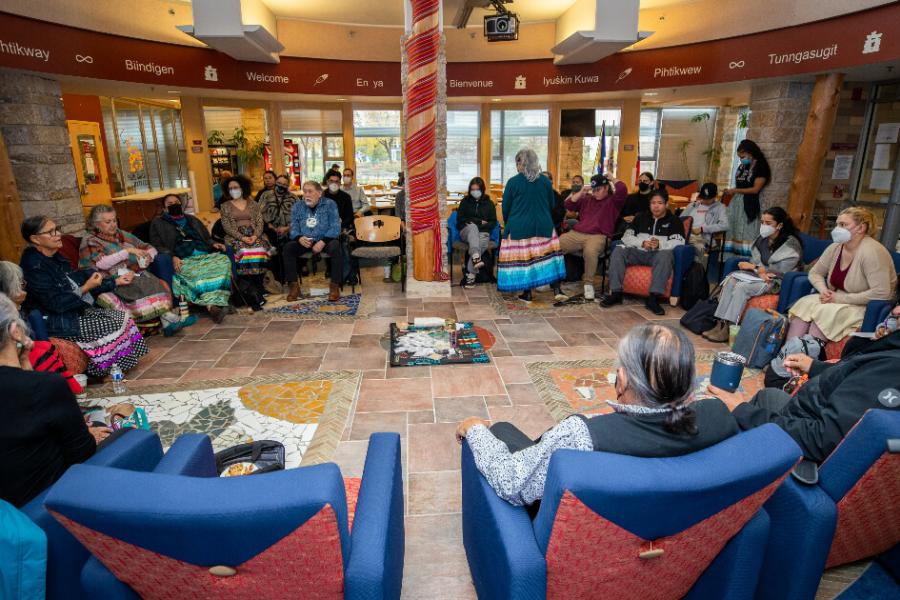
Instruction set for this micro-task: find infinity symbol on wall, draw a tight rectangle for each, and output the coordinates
[75,55,94,63]
[728,61,745,69]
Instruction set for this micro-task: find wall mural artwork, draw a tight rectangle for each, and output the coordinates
[404,0,446,282]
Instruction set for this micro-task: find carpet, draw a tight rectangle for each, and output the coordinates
[390,321,490,367]
[266,293,363,318]
[81,370,360,468]
[525,353,765,422]
[831,563,900,599]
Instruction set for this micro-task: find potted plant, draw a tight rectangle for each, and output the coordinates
[207,130,226,146]
[230,126,266,167]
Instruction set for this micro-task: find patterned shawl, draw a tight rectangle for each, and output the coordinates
[79,230,152,274]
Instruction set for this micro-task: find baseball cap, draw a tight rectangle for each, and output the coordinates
[590,174,611,190]
[698,182,718,199]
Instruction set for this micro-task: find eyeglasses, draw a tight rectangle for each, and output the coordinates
[37,227,61,237]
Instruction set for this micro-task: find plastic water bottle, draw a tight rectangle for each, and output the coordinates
[764,329,779,356]
[110,365,126,395]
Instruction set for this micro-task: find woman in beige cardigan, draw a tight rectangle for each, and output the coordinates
[788,207,897,341]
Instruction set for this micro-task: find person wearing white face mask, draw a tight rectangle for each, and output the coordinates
[787,207,897,342]
[323,170,355,233]
[219,175,271,304]
[456,177,497,289]
[702,207,802,342]
[341,168,371,217]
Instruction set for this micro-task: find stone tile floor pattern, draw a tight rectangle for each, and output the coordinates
[99,266,853,598]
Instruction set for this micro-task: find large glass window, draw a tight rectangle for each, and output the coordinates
[101,98,187,196]
[655,107,719,182]
[490,109,549,185]
[638,109,662,177]
[282,109,343,184]
[580,109,622,178]
[354,109,402,186]
[446,110,480,192]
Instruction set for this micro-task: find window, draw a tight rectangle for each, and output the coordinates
[490,109,549,185]
[638,109,662,177]
[354,109,402,186]
[101,98,187,196]
[446,110,480,193]
[580,109,622,178]
[282,109,343,184]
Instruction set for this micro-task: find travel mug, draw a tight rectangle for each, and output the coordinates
[710,351,746,392]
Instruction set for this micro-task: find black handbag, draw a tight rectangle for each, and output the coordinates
[215,440,286,477]
[680,297,718,335]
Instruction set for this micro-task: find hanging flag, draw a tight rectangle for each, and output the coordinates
[597,121,607,174]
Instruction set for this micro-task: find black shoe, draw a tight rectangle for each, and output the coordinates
[645,295,665,316]
[518,290,533,303]
[599,292,623,307]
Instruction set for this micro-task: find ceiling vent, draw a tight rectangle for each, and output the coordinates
[552,0,652,65]
[177,0,284,64]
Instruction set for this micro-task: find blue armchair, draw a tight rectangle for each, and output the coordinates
[462,424,801,600]
[46,432,404,600]
[446,210,501,282]
[22,429,164,600]
[757,410,900,600]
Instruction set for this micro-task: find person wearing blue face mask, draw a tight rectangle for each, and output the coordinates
[456,177,497,288]
[787,207,897,343]
[722,140,771,259]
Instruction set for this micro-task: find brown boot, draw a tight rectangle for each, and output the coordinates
[328,283,341,302]
[706,321,730,343]
[286,281,303,302]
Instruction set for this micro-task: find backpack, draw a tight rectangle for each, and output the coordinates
[769,334,825,378]
[231,276,263,310]
[564,253,584,282]
[679,262,709,311]
[680,297,718,335]
[474,250,496,283]
[732,308,788,368]
[215,440,286,477]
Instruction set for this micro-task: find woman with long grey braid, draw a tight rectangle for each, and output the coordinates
[455,323,740,515]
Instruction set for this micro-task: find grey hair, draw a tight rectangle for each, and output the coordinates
[0,261,24,301]
[617,324,698,434]
[515,148,542,182]
[87,204,116,229]
[0,293,28,350]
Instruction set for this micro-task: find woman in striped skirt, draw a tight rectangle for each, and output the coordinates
[497,149,567,302]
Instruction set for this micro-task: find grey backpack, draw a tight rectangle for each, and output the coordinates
[770,334,825,378]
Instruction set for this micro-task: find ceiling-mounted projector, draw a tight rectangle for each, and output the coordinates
[484,12,518,42]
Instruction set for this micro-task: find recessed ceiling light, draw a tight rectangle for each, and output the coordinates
[336,98,348,101]
[167,90,180,94]
[491,98,502,102]
[644,92,659,96]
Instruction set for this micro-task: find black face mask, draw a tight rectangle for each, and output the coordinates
[167,203,184,216]
[275,184,289,195]
[638,182,651,193]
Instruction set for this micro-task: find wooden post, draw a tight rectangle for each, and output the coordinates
[0,132,26,263]
[786,73,844,232]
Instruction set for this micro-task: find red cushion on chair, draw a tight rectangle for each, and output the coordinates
[50,338,88,375]
[740,294,779,323]
[825,337,850,362]
[622,266,673,298]
[825,453,900,568]
[344,477,361,533]
[544,474,787,600]
[59,235,81,269]
[52,507,346,600]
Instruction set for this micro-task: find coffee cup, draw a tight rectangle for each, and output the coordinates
[710,351,745,392]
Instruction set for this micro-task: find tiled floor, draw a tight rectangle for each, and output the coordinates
[118,267,739,598]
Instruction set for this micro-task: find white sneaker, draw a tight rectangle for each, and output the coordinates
[584,284,595,300]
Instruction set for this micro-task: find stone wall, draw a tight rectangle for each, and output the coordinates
[746,80,813,210]
[558,137,584,182]
[0,69,84,233]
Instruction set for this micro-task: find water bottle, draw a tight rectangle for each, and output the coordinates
[764,329,779,356]
[110,365,126,395]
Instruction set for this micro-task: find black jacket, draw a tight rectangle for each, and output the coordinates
[324,189,355,231]
[615,191,651,236]
[457,194,497,233]
[734,331,900,462]
[149,214,214,257]
[622,210,686,251]
[20,246,115,338]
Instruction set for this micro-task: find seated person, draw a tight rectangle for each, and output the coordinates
[324,169,355,233]
[559,174,584,233]
[787,207,896,343]
[0,293,119,508]
[0,262,84,394]
[150,195,232,324]
[456,323,739,511]
[560,174,584,202]
[341,167,371,218]
[220,174,271,304]
[710,326,900,463]
[703,207,802,342]
[541,171,566,236]
[20,216,149,378]
[394,172,406,225]
[680,182,729,265]
[600,189,685,315]
[253,169,276,202]
[258,174,298,284]
[558,174,628,300]
[614,171,655,237]
[283,181,344,302]
[212,170,232,209]
[456,176,497,289]
[79,204,191,336]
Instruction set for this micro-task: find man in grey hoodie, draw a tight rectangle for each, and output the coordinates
[680,182,728,265]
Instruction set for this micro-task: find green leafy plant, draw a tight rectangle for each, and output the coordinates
[229,126,266,166]
[690,112,723,181]
[738,109,750,130]
[678,139,693,180]
[206,129,226,146]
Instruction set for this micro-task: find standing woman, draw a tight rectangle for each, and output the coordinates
[723,140,771,259]
[497,149,566,302]
[220,174,271,299]
[787,207,897,343]
[19,216,149,378]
